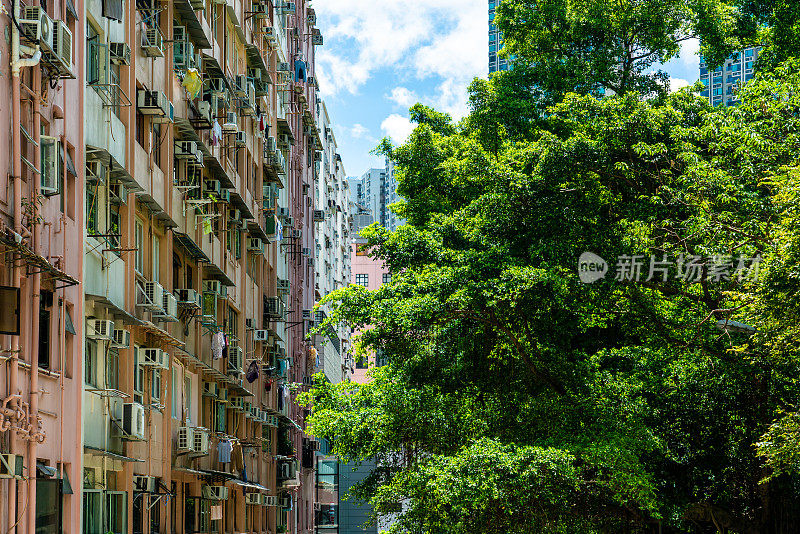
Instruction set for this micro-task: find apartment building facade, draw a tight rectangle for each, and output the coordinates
[1,0,345,532]
[348,158,404,237]
[312,102,353,387]
[0,0,85,533]
[699,46,761,107]
[488,0,511,74]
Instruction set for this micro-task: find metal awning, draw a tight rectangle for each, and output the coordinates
[247,219,270,243]
[85,145,141,191]
[84,294,144,326]
[204,264,235,287]
[85,446,145,463]
[228,479,269,491]
[174,231,210,262]
[245,44,268,74]
[173,0,211,49]
[280,415,303,432]
[229,190,255,220]
[227,381,254,397]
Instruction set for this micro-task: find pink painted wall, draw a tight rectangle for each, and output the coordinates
[349,240,389,384]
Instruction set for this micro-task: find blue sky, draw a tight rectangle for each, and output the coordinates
[313,0,702,178]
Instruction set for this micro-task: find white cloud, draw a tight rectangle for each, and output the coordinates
[313,0,487,119]
[670,78,691,92]
[387,87,418,108]
[349,123,372,140]
[380,114,415,143]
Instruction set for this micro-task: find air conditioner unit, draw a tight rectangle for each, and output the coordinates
[261,26,275,40]
[153,100,174,123]
[254,330,269,342]
[142,348,169,370]
[175,289,201,308]
[143,281,165,310]
[203,382,219,397]
[197,100,212,123]
[276,207,290,219]
[301,247,312,257]
[137,90,168,116]
[47,20,73,76]
[177,426,195,453]
[19,7,53,50]
[175,140,200,160]
[284,216,295,229]
[122,402,146,440]
[160,292,178,321]
[266,136,277,154]
[85,160,106,184]
[231,396,245,411]
[234,74,248,97]
[0,454,24,479]
[192,428,210,455]
[283,2,295,14]
[234,131,247,146]
[222,111,238,132]
[248,405,258,419]
[142,27,164,57]
[39,136,60,196]
[247,238,264,253]
[289,229,301,240]
[133,475,157,493]
[263,495,278,507]
[312,32,324,46]
[202,486,229,500]
[313,210,325,222]
[242,401,252,414]
[277,62,290,73]
[111,328,131,349]
[302,309,313,321]
[278,133,292,148]
[245,493,262,505]
[277,278,290,294]
[109,42,131,65]
[109,181,127,204]
[204,280,227,297]
[227,347,243,375]
[87,319,115,340]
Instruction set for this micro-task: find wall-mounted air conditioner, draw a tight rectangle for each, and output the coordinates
[204,280,227,298]
[122,402,146,440]
[234,131,246,146]
[222,112,238,133]
[245,493,262,505]
[87,319,115,340]
[202,486,229,500]
[142,27,164,57]
[137,90,169,116]
[254,330,269,342]
[109,42,131,65]
[248,237,264,252]
[160,292,178,322]
[277,279,290,294]
[111,328,131,349]
[177,426,195,453]
[193,428,210,455]
[263,495,278,507]
[142,348,169,370]
[142,281,165,311]
[202,382,219,397]
[227,347,243,375]
[133,475,157,493]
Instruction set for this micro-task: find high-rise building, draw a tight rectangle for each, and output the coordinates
[0,0,351,532]
[700,46,761,107]
[489,0,512,74]
[349,159,405,235]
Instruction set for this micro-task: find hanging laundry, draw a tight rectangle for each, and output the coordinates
[222,331,229,359]
[218,439,232,463]
[212,331,225,360]
[210,120,222,146]
[232,441,244,472]
[246,360,260,383]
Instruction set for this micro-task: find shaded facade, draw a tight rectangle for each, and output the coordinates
[700,46,761,107]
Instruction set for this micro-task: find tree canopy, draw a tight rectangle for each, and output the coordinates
[303,3,800,532]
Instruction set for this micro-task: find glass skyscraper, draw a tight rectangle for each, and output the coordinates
[489,0,511,74]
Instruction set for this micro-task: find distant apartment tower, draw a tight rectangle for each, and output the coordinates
[700,46,761,107]
[489,0,511,74]
[349,158,405,235]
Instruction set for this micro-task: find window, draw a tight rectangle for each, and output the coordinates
[109,207,120,251]
[133,346,143,402]
[107,350,119,390]
[214,401,226,433]
[85,342,98,387]
[35,478,62,534]
[382,273,392,285]
[38,297,51,369]
[83,491,126,534]
[134,219,144,274]
[172,367,179,419]
[152,234,160,282]
[355,274,368,287]
[185,376,192,423]
[86,185,98,234]
[151,368,162,401]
